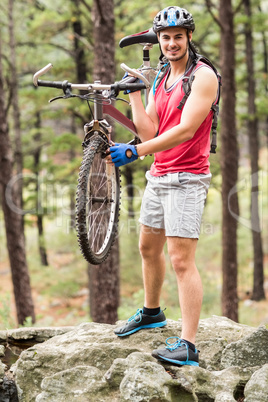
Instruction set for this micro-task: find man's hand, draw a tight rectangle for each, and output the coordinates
[109,143,138,167]
[121,72,144,94]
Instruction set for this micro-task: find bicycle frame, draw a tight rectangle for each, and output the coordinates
[33,63,149,140]
[33,25,159,139]
[32,28,159,264]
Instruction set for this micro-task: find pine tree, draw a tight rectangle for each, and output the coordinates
[0,23,35,325]
[89,0,120,324]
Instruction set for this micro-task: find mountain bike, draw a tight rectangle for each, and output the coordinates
[33,29,158,265]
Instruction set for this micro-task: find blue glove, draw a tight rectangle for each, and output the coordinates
[110,143,138,167]
[122,72,143,94]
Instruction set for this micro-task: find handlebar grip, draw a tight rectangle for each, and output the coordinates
[36,80,72,90]
[114,82,147,92]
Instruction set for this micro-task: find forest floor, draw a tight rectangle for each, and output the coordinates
[0,257,89,328]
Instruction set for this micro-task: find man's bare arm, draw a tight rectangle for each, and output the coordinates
[135,67,218,157]
[129,89,159,142]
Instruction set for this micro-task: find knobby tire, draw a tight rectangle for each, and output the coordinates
[76,137,120,265]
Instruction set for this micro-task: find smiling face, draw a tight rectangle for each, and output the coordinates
[158,27,192,63]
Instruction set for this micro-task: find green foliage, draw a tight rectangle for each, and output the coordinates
[0,295,16,330]
[21,316,34,328]
[49,280,80,299]
[49,133,81,153]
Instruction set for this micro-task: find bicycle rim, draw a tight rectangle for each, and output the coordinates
[76,137,120,265]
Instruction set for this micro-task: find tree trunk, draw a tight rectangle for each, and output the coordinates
[0,31,35,325]
[219,0,239,322]
[92,0,115,82]
[243,0,265,301]
[258,6,268,146]
[72,0,88,86]
[123,165,135,218]
[8,0,23,214]
[69,0,88,231]
[34,112,49,266]
[37,215,49,266]
[89,0,120,324]
[68,116,76,232]
[124,110,135,219]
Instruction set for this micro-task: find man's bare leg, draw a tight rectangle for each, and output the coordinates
[114,225,167,336]
[139,225,166,309]
[167,237,202,344]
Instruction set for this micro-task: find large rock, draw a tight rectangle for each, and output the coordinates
[0,360,18,402]
[0,327,74,343]
[0,361,5,384]
[221,325,268,369]
[36,366,108,402]
[0,346,5,358]
[7,316,268,401]
[0,332,7,343]
[244,364,268,402]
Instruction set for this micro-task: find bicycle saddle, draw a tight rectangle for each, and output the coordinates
[119,28,158,48]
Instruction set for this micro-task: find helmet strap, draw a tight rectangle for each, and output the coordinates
[187,30,197,56]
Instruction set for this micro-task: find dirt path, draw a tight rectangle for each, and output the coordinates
[0,258,89,328]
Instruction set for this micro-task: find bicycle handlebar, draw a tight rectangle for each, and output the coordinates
[35,79,147,93]
[33,63,148,93]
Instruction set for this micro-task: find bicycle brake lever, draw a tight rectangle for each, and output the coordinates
[112,96,131,105]
[49,83,75,103]
[49,94,75,103]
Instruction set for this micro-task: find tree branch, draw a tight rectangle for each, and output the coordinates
[79,0,92,14]
[73,32,93,51]
[49,42,75,56]
[234,0,244,14]
[95,0,105,23]
[72,109,88,125]
[17,41,74,57]
[205,0,224,30]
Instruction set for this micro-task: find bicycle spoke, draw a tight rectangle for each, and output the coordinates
[90,209,106,250]
[91,170,109,195]
[86,182,112,253]
[87,203,107,234]
[76,137,120,264]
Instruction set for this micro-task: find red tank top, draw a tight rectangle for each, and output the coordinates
[150,61,213,176]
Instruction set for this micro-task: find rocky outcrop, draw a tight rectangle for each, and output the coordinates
[0,327,75,402]
[1,316,267,401]
[244,364,268,402]
[0,326,75,344]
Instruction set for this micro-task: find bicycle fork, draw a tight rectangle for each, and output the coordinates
[83,85,112,149]
[83,86,114,203]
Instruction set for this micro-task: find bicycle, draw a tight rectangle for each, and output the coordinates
[33,29,158,265]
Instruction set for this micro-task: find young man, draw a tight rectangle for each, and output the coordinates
[106,6,218,367]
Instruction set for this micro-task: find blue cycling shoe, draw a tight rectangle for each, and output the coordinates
[114,308,167,337]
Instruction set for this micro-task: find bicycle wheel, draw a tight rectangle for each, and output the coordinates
[76,136,120,265]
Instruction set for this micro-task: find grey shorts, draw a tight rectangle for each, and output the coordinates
[139,171,211,238]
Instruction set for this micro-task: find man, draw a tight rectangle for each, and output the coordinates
[106,6,218,367]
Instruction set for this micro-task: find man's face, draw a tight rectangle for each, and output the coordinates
[158,27,192,62]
